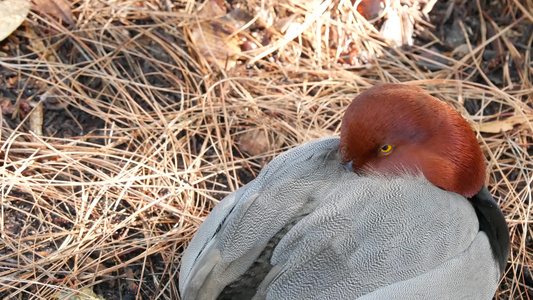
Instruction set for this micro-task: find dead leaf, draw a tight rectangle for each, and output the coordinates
[1,97,16,115]
[189,22,241,70]
[0,0,30,42]
[380,6,414,47]
[188,0,242,70]
[380,9,402,47]
[355,0,386,20]
[199,0,226,17]
[477,114,533,133]
[7,77,16,87]
[237,128,271,157]
[124,267,138,294]
[24,25,47,53]
[57,287,105,300]
[32,0,75,25]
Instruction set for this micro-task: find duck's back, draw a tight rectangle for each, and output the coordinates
[179,137,500,300]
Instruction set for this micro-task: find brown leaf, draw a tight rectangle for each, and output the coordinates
[58,287,105,300]
[188,0,241,70]
[236,128,270,157]
[124,267,138,292]
[24,25,47,54]
[32,0,74,25]
[0,97,16,115]
[477,114,533,133]
[8,76,18,87]
[355,0,385,20]
[198,0,226,18]
[0,0,30,42]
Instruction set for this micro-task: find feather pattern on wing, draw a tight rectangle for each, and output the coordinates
[179,137,501,300]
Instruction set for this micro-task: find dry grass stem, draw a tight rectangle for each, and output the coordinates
[0,0,531,298]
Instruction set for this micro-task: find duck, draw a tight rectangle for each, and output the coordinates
[179,83,510,300]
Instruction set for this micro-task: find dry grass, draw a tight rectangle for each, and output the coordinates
[0,0,532,299]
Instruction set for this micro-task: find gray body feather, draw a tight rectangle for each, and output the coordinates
[179,137,500,300]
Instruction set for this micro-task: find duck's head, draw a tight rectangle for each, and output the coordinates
[339,83,485,198]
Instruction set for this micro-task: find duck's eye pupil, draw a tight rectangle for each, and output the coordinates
[380,144,393,153]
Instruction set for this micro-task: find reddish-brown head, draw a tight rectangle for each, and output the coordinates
[339,83,486,198]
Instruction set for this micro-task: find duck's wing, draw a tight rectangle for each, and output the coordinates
[356,231,500,300]
[253,176,502,300]
[179,137,343,300]
[180,136,505,300]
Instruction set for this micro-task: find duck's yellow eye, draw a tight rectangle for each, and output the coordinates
[380,144,393,153]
